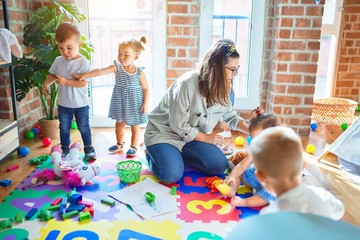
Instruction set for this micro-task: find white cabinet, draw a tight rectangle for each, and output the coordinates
[0,0,20,162]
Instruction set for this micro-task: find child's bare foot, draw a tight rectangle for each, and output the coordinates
[231,196,247,207]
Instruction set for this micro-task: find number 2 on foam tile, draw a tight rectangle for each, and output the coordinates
[186,199,231,214]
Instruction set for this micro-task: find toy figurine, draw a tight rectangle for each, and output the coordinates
[227,151,248,169]
[34,143,100,187]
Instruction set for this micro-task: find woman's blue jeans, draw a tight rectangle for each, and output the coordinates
[145,141,228,183]
[58,105,92,147]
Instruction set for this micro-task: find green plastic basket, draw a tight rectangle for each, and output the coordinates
[116,160,142,183]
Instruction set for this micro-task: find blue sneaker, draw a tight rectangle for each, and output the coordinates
[126,146,137,157]
[108,142,124,154]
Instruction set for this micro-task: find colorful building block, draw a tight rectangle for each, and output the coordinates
[38,209,54,221]
[101,197,115,207]
[25,208,38,220]
[66,204,85,212]
[0,179,12,187]
[61,210,78,219]
[69,193,82,205]
[83,206,94,216]
[170,186,177,195]
[79,211,91,222]
[51,198,62,206]
[78,200,94,208]
[15,212,22,223]
[6,164,19,171]
[0,219,13,231]
[46,204,60,212]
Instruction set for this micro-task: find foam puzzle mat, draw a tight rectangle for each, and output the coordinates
[0,153,260,240]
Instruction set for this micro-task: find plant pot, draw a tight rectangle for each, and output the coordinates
[38,119,59,140]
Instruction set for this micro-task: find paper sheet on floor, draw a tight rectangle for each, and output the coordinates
[108,178,179,219]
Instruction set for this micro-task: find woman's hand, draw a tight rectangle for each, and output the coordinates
[205,132,224,145]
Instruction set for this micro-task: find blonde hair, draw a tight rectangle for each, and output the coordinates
[55,23,81,43]
[250,126,303,179]
[119,36,146,54]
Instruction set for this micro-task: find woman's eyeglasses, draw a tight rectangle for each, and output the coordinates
[225,65,240,76]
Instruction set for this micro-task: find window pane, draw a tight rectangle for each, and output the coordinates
[213,0,252,98]
[88,0,153,117]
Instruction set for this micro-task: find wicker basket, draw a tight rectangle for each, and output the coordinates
[312,98,357,143]
[116,160,142,183]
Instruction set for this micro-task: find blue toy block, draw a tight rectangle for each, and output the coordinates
[66,204,85,212]
[61,197,67,206]
[59,204,66,215]
[0,179,12,187]
[69,193,82,205]
[25,208,38,220]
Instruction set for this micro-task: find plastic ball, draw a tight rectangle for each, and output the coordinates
[306,144,316,154]
[340,123,348,131]
[235,136,244,146]
[310,122,317,131]
[31,127,39,136]
[42,137,52,147]
[34,125,42,135]
[25,130,35,140]
[247,135,252,145]
[71,121,78,130]
[19,147,30,157]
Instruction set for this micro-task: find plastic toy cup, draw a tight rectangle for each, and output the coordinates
[116,160,142,183]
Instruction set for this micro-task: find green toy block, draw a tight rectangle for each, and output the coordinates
[47,204,60,211]
[170,186,177,195]
[38,209,54,221]
[61,210,78,219]
[79,211,91,222]
[101,197,115,207]
[15,212,22,223]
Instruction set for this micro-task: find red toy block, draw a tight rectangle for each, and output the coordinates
[51,198,62,206]
[6,164,19,172]
[83,206,94,216]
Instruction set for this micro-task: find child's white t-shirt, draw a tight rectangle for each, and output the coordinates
[260,184,345,220]
[49,56,91,108]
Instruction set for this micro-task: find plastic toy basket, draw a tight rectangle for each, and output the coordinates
[311,98,358,143]
[116,160,142,183]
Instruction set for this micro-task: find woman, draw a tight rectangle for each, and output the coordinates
[144,40,249,183]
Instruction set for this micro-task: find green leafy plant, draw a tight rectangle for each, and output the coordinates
[14,0,94,120]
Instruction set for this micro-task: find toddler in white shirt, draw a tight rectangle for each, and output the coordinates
[250,126,345,220]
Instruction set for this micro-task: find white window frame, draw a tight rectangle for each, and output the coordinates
[75,0,166,127]
[200,0,266,110]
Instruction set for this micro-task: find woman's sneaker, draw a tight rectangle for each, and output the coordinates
[108,142,124,154]
[84,145,97,161]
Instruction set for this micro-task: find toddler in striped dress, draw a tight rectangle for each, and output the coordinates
[73,36,150,156]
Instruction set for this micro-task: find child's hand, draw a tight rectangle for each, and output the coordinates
[141,104,148,114]
[231,196,246,207]
[42,87,49,96]
[54,75,67,86]
[71,73,86,81]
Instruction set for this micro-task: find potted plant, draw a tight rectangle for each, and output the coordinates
[13,0,94,139]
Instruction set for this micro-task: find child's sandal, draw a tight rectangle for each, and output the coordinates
[126,146,137,157]
[108,142,124,154]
